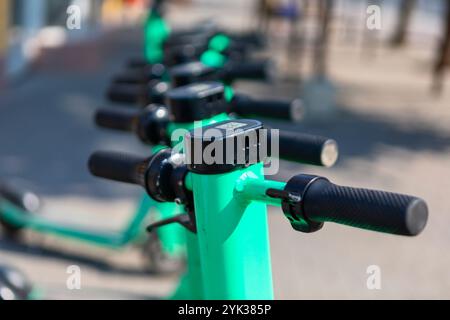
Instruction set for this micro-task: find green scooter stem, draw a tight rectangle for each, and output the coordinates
[143,2,239,67]
[141,4,253,100]
[165,114,231,300]
[188,164,274,299]
[144,5,170,64]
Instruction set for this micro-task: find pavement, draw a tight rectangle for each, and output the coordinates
[0,0,450,299]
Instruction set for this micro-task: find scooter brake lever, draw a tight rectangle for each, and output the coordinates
[146,213,196,233]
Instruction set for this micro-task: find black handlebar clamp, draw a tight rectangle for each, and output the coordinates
[166,82,228,122]
[267,174,325,233]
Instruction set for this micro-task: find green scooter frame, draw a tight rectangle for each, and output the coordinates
[93,104,231,296]
[105,51,275,268]
[140,0,261,102]
[144,0,170,64]
[91,75,337,299]
[89,119,428,299]
[143,0,249,68]
[0,4,228,270]
[95,78,338,297]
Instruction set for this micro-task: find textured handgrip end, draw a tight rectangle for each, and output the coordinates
[112,71,144,85]
[272,131,339,167]
[404,198,428,236]
[231,95,304,122]
[95,109,137,132]
[225,59,275,82]
[88,151,148,186]
[0,184,41,212]
[302,178,429,236]
[107,84,141,104]
[320,139,339,168]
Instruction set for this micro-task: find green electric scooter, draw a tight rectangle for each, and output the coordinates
[138,0,264,69]
[114,0,268,104]
[0,5,179,271]
[0,78,314,278]
[92,80,339,298]
[95,43,290,270]
[0,1,179,273]
[0,1,262,272]
[99,0,274,268]
[89,117,429,300]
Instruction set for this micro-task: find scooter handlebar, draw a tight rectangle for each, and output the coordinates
[88,151,149,186]
[107,81,168,106]
[95,108,137,132]
[223,59,275,82]
[113,64,166,85]
[296,176,428,236]
[112,70,146,85]
[107,84,142,104]
[270,131,339,167]
[231,94,304,122]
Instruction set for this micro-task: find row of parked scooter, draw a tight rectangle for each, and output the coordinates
[0,0,428,300]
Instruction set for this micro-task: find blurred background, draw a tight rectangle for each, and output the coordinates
[0,0,449,299]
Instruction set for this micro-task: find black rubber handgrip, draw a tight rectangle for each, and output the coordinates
[88,151,149,186]
[95,108,138,132]
[269,131,339,167]
[107,84,142,104]
[231,94,304,122]
[108,81,168,106]
[223,59,275,82]
[0,183,41,212]
[112,70,148,85]
[303,178,428,236]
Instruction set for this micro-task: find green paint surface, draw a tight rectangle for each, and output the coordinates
[144,11,170,64]
[191,163,274,299]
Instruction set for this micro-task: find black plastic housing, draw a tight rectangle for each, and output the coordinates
[169,62,217,88]
[185,119,265,174]
[166,82,228,122]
